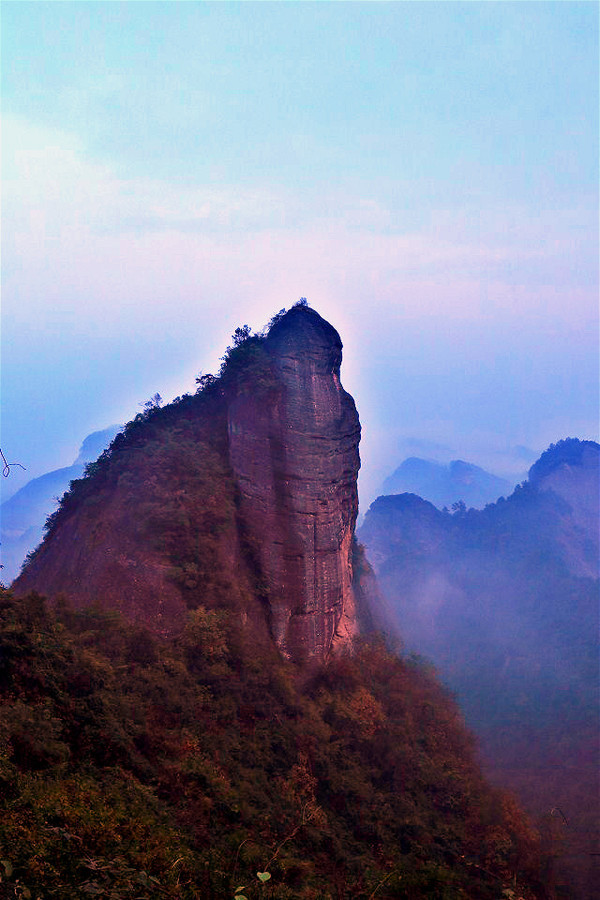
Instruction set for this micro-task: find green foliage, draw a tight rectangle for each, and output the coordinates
[218,333,277,398]
[139,392,163,414]
[196,372,217,392]
[352,538,373,580]
[267,308,287,329]
[0,588,544,898]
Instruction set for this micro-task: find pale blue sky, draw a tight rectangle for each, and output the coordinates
[2,1,598,507]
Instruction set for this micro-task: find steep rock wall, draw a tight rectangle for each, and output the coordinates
[228,306,361,661]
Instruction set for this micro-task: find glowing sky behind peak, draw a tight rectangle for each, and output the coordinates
[1,1,598,509]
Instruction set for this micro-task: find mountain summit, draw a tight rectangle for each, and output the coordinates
[228,305,361,659]
[14,305,363,663]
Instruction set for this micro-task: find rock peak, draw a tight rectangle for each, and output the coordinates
[266,305,343,376]
[229,306,361,661]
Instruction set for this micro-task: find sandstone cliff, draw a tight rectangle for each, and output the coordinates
[228,306,361,659]
[13,305,363,663]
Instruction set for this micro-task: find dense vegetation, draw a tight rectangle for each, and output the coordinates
[0,587,546,899]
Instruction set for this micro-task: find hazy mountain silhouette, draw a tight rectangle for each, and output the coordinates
[381,456,514,510]
[1,426,121,583]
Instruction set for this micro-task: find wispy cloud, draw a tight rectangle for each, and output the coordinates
[5,115,596,335]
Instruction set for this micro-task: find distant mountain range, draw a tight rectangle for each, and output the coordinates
[1,426,121,583]
[380,456,515,510]
[359,438,600,899]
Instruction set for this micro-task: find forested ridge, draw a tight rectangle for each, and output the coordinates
[13,323,282,642]
[0,589,544,898]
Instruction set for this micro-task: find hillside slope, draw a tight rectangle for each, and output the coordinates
[0,586,544,899]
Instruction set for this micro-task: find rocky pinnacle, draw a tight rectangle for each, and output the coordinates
[227,306,361,661]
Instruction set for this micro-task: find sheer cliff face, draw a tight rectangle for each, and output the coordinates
[228,307,361,661]
[14,306,362,663]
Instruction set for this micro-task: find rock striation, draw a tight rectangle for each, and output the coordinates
[13,305,362,663]
[228,306,361,660]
